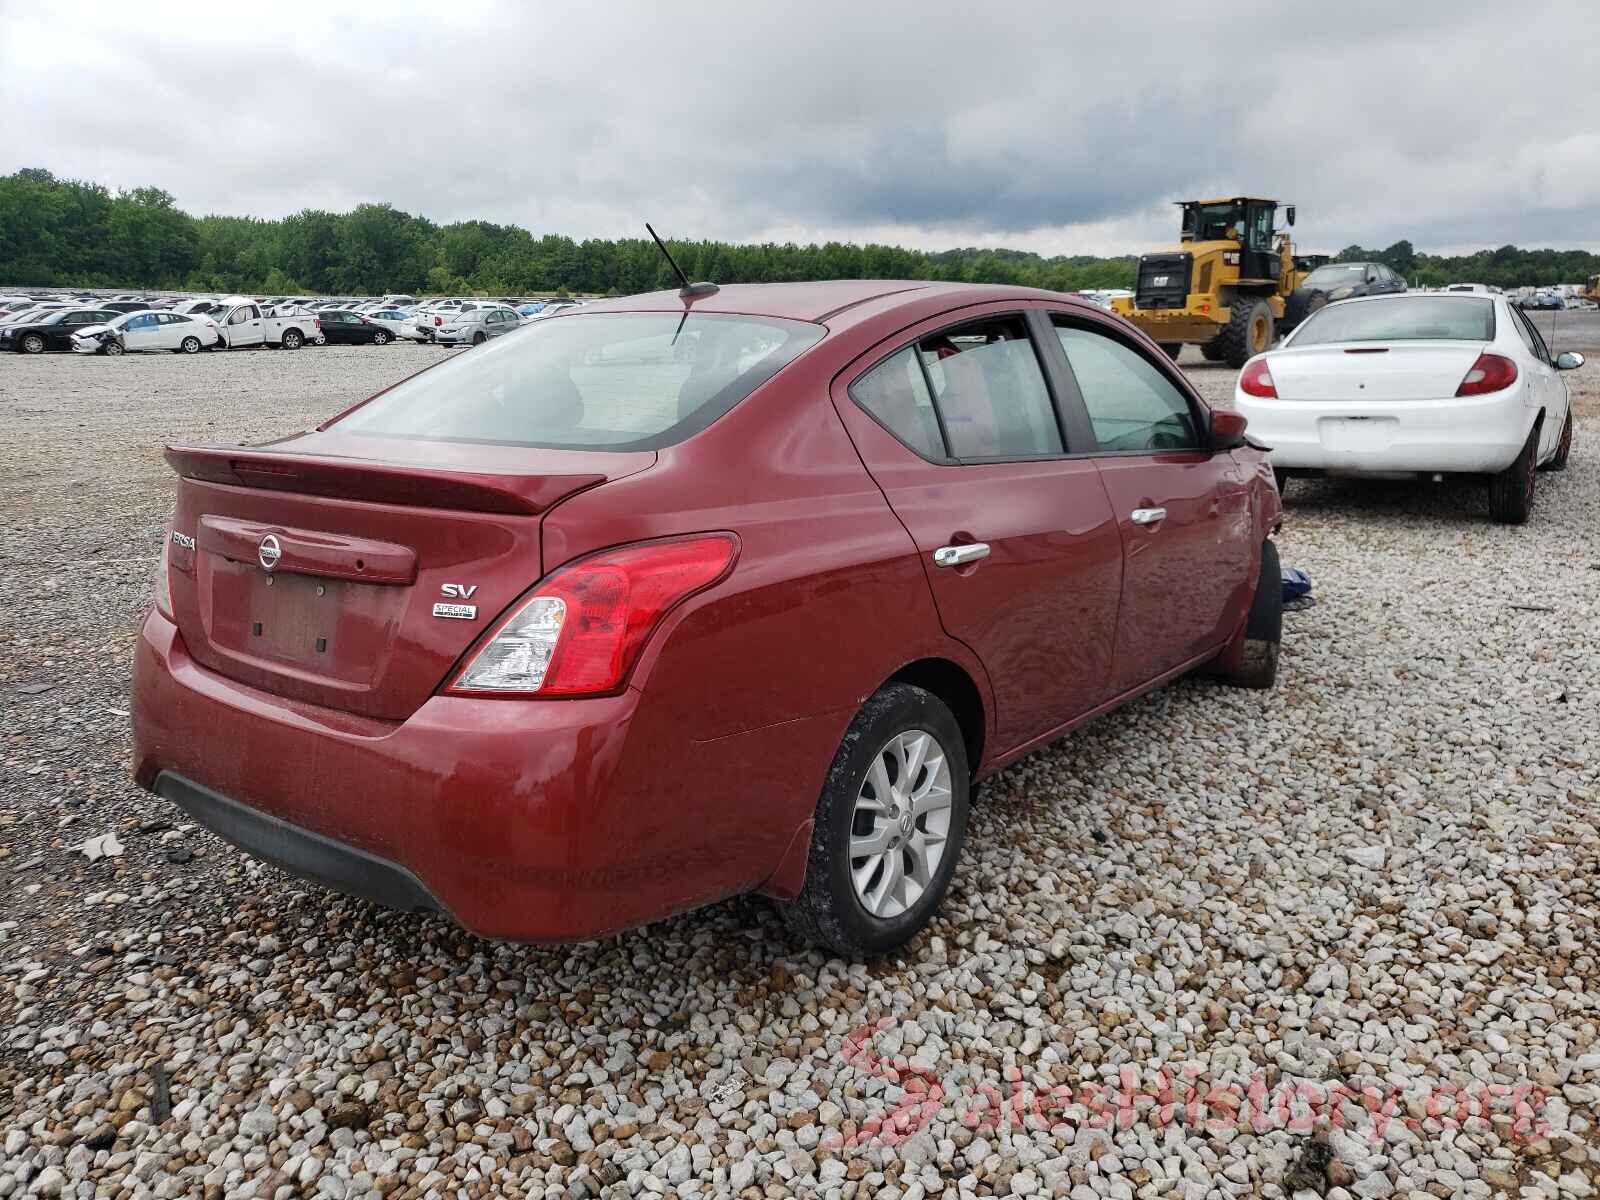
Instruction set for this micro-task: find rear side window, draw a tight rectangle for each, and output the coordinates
[1294,297,1495,344]
[1513,308,1552,364]
[850,348,946,460]
[1055,324,1201,452]
[334,312,823,450]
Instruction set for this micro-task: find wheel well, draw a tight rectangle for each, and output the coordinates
[886,658,985,775]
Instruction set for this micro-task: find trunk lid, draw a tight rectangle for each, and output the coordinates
[1269,343,1488,402]
[164,432,654,719]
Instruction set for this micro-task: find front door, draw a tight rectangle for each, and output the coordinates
[225,304,265,347]
[831,308,1123,748]
[122,313,163,352]
[1049,317,1255,692]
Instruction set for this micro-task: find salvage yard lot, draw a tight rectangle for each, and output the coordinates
[2,330,1598,1198]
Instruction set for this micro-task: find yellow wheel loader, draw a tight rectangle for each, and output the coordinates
[1112,197,1311,367]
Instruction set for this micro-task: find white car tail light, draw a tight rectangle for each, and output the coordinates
[450,534,738,697]
[1239,358,1277,398]
[1455,352,1517,397]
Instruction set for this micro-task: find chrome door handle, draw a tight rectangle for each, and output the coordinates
[933,543,991,568]
[1130,507,1167,525]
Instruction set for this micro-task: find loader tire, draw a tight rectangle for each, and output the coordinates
[1220,296,1274,367]
[1200,339,1227,362]
[1283,288,1328,334]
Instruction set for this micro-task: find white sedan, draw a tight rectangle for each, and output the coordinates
[363,308,425,341]
[72,310,223,355]
[1234,293,1581,524]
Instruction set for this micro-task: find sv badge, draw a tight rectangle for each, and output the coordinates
[441,583,479,599]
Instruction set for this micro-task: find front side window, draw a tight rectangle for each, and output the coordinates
[1055,323,1201,452]
[334,311,822,450]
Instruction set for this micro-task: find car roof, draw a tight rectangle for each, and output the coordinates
[576,281,1083,329]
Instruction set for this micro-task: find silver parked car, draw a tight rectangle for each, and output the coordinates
[431,304,525,346]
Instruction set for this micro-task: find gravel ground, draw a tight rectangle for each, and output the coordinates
[2,337,1598,1200]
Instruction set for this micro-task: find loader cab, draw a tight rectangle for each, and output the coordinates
[1178,197,1288,283]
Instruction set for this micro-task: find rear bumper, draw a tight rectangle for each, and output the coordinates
[155,771,442,913]
[132,609,825,941]
[1235,389,1532,474]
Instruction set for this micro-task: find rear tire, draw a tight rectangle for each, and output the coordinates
[1273,467,1290,497]
[1488,427,1538,524]
[372,330,390,345]
[1543,409,1572,472]
[780,684,970,958]
[1160,343,1183,361]
[180,335,201,354]
[1219,296,1274,368]
[281,329,303,350]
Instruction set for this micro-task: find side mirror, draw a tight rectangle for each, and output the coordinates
[1285,206,1296,226]
[1555,351,1585,370]
[1209,408,1249,451]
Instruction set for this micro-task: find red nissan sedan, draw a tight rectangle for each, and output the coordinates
[133,281,1283,956]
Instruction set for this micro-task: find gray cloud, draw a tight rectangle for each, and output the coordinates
[3,0,1597,256]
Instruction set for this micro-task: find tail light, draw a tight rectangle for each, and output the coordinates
[434,315,443,326]
[1455,352,1517,396]
[1239,358,1277,398]
[450,534,739,697]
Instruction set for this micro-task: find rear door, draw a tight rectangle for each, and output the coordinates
[49,310,103,348]
[157,313,189,348]
[830,305,1123,747]
[1047,315,1254,691]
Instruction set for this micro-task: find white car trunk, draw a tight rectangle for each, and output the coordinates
[1269,343,1490,402]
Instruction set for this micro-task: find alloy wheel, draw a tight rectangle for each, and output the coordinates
[849,729,953,919]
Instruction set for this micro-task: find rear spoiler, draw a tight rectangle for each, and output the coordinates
[164,445,605,516]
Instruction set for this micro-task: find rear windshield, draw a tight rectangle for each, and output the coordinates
[1291,297,1495,345]
[332,311,824,450]
[1303,263,1371,288]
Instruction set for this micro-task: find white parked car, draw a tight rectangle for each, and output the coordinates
[363,308,425,340]
[72,310,223,355]
[1235,293,1580,524]
[1235,294,1574,524]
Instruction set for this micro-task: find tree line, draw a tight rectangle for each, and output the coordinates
[2,168,1594,297]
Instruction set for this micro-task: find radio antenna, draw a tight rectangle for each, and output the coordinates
[646,224,719,299]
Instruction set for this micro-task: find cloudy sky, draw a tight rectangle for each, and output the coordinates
[4,1,1597,257]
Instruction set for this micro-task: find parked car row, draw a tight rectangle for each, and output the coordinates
[0,290,591,355]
